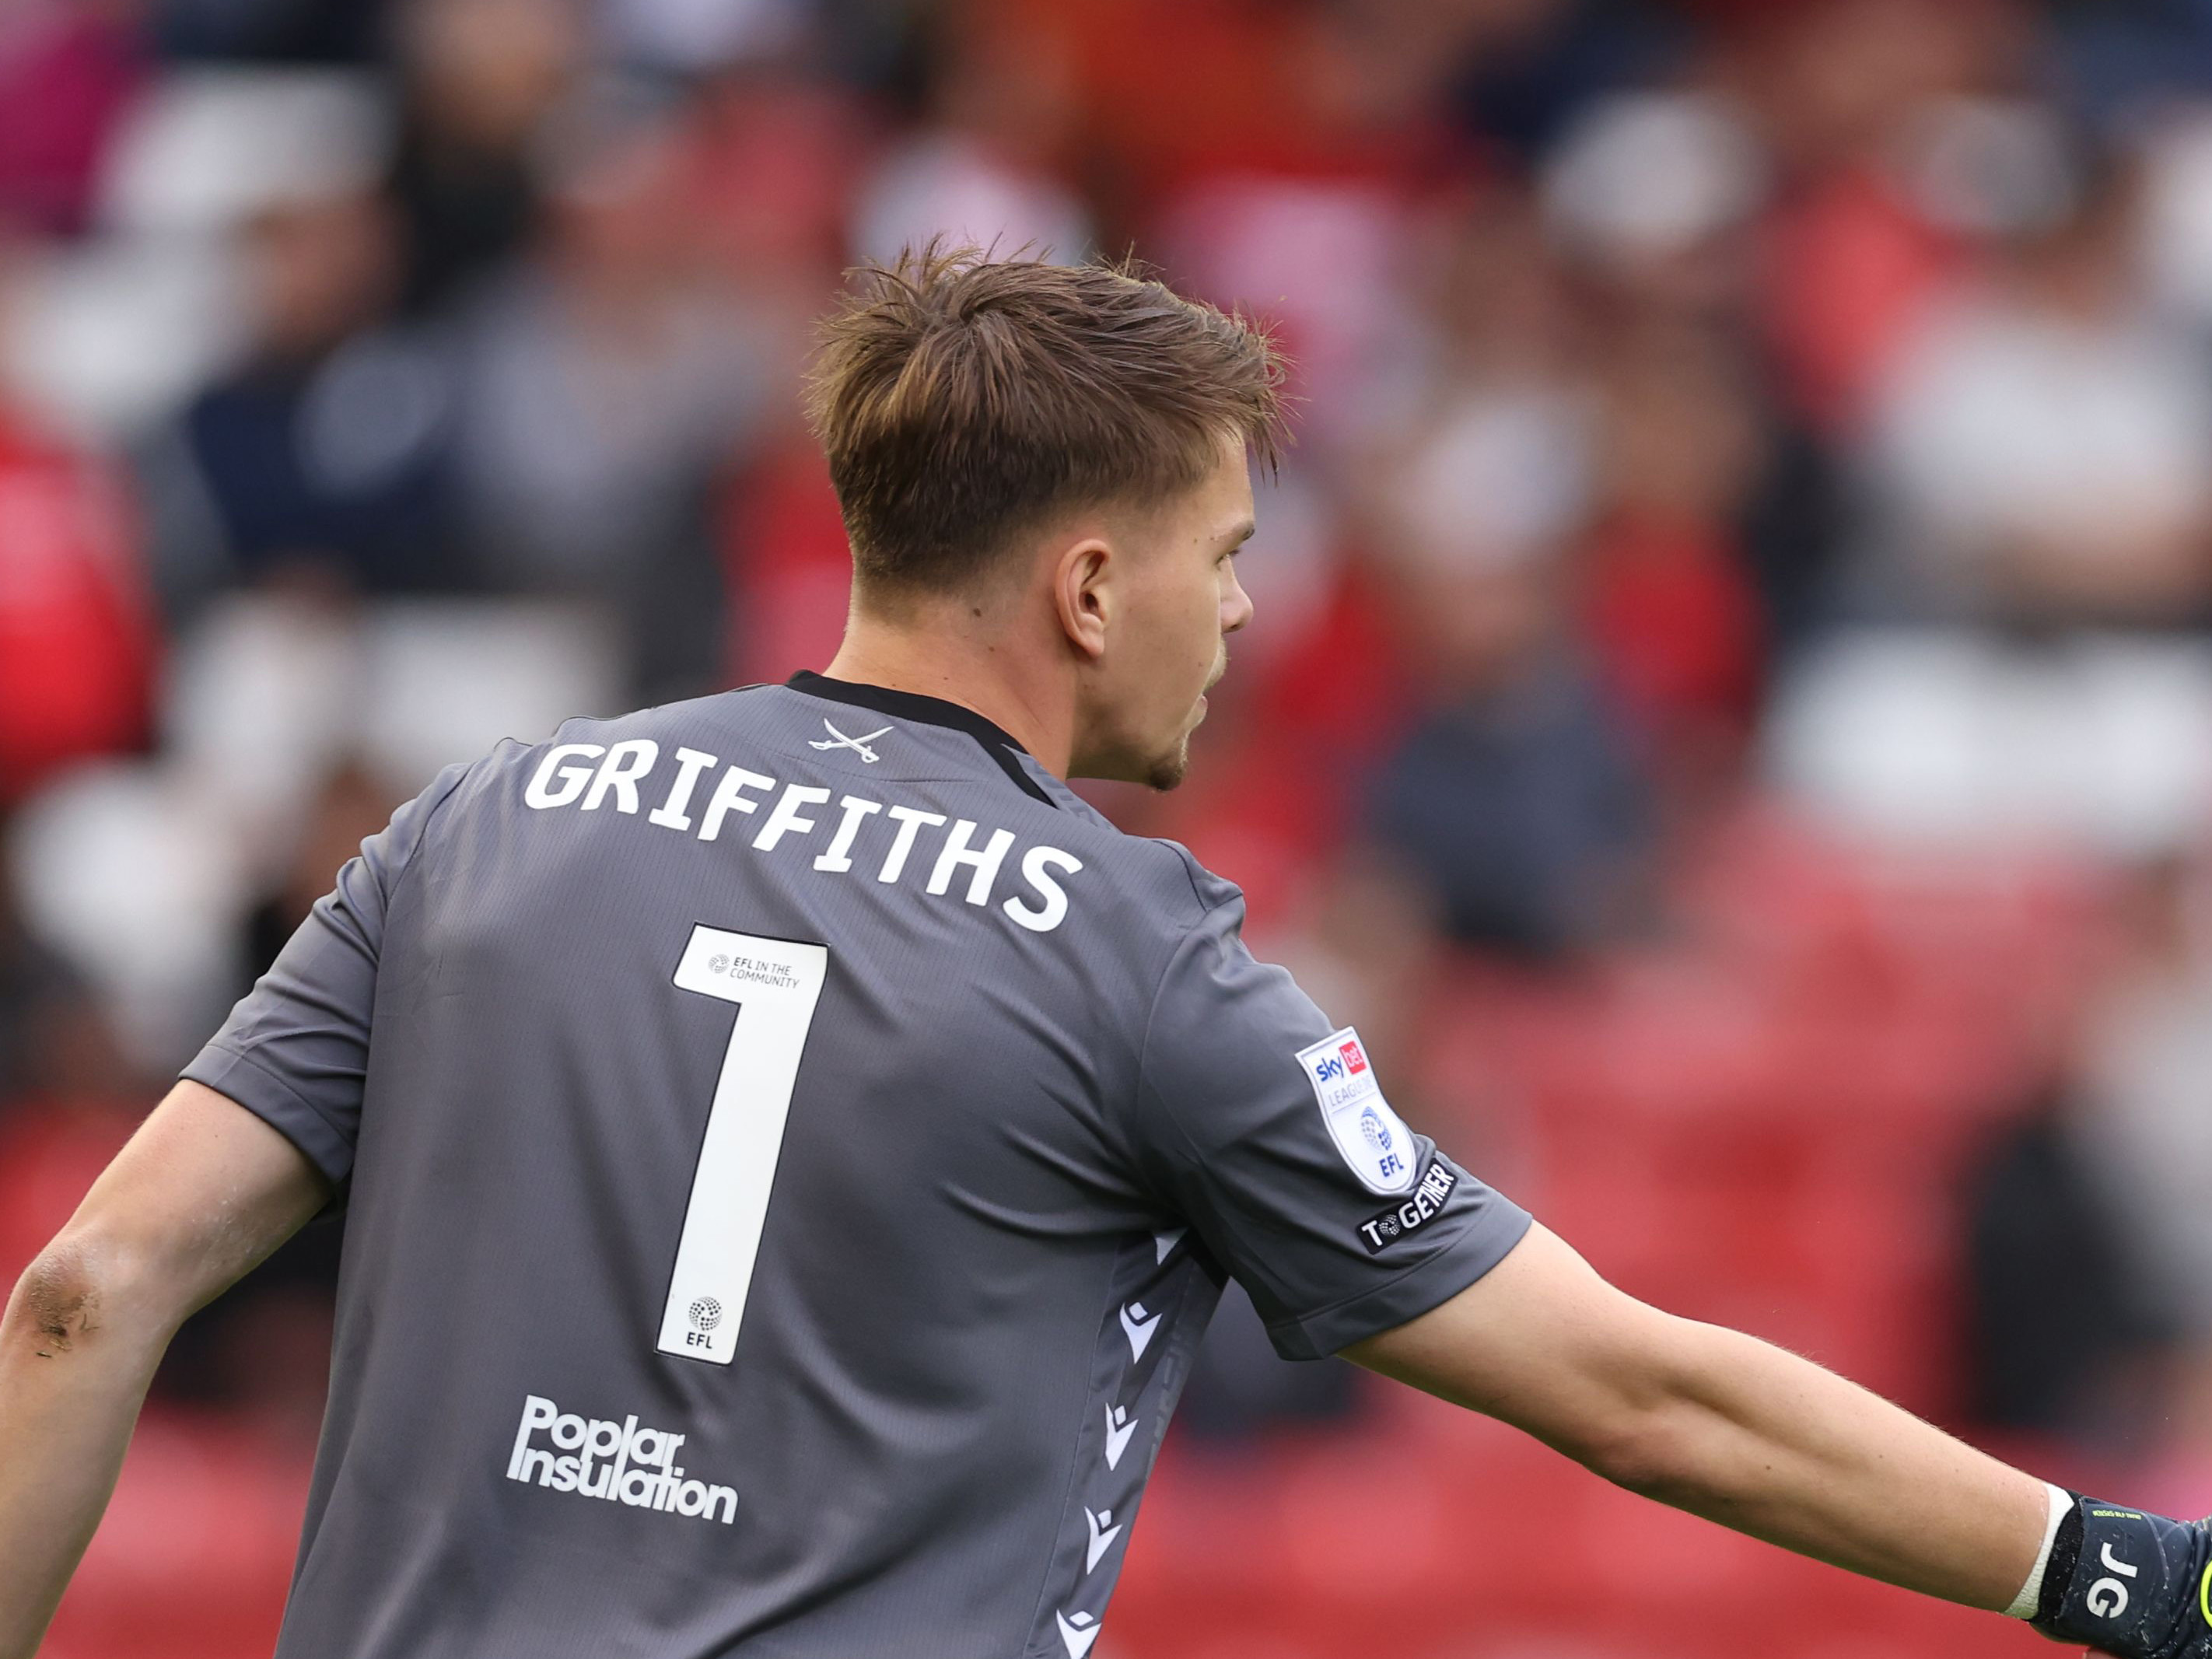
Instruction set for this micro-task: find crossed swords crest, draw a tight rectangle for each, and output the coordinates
[808,719,893,764]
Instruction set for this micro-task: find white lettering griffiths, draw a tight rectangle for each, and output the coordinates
[523,741,1083,932]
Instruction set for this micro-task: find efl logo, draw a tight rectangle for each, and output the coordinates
[1294,1024,1419,1195]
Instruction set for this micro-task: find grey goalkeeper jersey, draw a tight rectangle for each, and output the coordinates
[184,672,1531,1659]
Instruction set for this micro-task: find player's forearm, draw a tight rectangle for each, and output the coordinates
[0,1244,175,1659]
[1610,1314,2048,1610]
[0,1084,328,1659]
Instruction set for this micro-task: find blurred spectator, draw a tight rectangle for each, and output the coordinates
[1368,187,1593,541]
[2059,0,2212,130]
[1535,86,1839,674]
[1538,88,1767,315]
[164,188,462,600]
[1356,184,1656,955]
[9,757,251,1072]
[451,93,775,700]
[850,10,1091,265]
[1739,0,2012,434]
[1961,1093,2173,1438]
[238,758,397,985]
[1957,852,2212,1449]
[1764,625,2212,857]
[152,0,388,64]
[1579,313,1765,767]
[6,68,390,447]
[2074,855,2212,1349]
[1865,160,2212,625]
[384,0,582,316]
[93,65,396,238]
[1445,0,1689,162]
[1367,561,1654,955]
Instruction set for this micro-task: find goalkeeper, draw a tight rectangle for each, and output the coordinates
[4,247,2211,1659]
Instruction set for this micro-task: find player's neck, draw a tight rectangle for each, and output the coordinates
[823,616,1076,779]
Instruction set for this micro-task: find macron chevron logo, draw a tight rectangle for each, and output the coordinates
[1104,1404,1137,1469]
[1120,1300,1160,1362]
[1056,1609,1101,1657]
[1083,1506,1124,1572]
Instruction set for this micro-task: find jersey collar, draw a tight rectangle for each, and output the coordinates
[785,671,1055,807]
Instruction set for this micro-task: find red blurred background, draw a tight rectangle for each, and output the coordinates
[12,0,2212,1654]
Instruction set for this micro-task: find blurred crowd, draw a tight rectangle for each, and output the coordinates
[17,0,2212,1652]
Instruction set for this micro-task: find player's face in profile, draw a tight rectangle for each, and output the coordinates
[1088,432,1256,789]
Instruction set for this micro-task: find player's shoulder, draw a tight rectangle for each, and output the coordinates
[1121,834,1241,931]
[1017,779,1241,936]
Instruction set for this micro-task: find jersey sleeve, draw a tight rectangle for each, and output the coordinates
[1131,895,1532,1360]
[180,761,473,1189]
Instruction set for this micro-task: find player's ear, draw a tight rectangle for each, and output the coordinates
[1052,536,1112,661]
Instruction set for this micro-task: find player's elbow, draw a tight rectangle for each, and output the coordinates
[1575,1404,1706,1502]
[1549,1332,1720,1501]
[4,1235,175,1361]
[1565,1337,1744,1507]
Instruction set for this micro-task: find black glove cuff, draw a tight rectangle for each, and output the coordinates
[2036,1496,2084,1626]
[2033,1496,2211,1659]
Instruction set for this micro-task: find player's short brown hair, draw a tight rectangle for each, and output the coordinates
[805,244,1286,598]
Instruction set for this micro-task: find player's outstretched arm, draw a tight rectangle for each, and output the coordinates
[1346,1224,2046,1605]
[1348,1223,2212,1655]
[0,1080,327,1659]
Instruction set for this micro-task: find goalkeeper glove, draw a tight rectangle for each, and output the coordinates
[2034,1495,2212,1658]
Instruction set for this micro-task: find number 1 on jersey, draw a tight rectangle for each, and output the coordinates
[660,926,828,1364]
